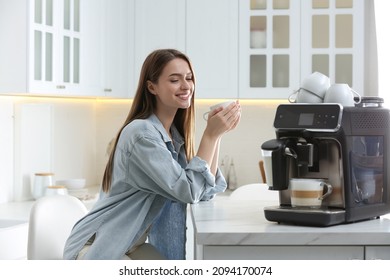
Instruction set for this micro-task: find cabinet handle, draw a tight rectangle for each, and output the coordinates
[104,88,112,92]
[56,85,66,89]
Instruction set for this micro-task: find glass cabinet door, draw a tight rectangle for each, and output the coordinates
[300,0,364,94]
[31,0,81,92]
[32,0,55,83]
[60,0,80,87]
[239,0,300,98]
[239,0,365,99]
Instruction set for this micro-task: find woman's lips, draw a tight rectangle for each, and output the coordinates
[176,93,191,100]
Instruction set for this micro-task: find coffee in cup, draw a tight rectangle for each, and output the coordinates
[289,178,333,208]
[203,100,235,120]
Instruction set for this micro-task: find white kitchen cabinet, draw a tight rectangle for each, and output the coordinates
[239,0,369,99]
[134,0,186,84]
[300,0,366,95]
[133,0,238,99]
[98,0,134,98]
[239,0,301,99]
[0,220,29,260]
[186,0,239,99]
[79,0,104,96]
[73,0,134,98]
[202,245,390,260]
[0,0,29,93]
[29,0,83,95]
[365,246,390,260]
[0,0,102,96]
[192,200,390,260]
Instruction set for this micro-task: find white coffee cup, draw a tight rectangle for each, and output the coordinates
[301,72,330,99]
[203,100,235,120]
[323,84,361,107]
[288,88,323,103]
[290,178,333,208]
[288,72,330,103]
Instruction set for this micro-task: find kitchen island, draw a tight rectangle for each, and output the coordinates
[190,199,390,260]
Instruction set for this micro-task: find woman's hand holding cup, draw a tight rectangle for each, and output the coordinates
[204,100,241,138]
[203,100,236,120]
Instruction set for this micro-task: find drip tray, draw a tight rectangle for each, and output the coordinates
[264,206,346,227]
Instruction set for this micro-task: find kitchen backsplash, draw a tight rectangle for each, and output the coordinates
[0,96,282,203]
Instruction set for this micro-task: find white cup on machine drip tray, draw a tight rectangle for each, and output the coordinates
[290,178,333,208]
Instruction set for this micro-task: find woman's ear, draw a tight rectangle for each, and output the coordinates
[147,81,157,95]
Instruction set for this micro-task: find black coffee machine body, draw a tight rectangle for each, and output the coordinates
[261,103,390,226]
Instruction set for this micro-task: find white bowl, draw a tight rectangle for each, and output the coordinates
[56,178,86,190]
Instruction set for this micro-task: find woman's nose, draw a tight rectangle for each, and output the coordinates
[181,80,191,90]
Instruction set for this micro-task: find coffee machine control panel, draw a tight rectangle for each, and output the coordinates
[274,104,342,131]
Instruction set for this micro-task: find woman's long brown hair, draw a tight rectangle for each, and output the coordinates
[102,49,196,192]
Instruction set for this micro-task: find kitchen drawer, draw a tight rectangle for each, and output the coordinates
[0,220,28,260]
[365,246,390,260]
[202,245,364,260]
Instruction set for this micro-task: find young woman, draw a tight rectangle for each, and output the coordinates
[63,49,241,260]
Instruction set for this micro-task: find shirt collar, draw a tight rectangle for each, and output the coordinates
[147,114,184,146]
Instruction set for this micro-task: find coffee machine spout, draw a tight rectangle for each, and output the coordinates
[261,139,295,191]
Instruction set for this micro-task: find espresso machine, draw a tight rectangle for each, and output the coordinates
[261,101,390,226]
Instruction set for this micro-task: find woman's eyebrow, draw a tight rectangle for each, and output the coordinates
[168,72,192,77]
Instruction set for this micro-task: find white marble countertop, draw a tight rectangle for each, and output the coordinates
[190,199,390,246]
[0,201,35,222]
[0,194,98,222]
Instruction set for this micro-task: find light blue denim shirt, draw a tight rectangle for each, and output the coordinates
[63,114,227,260]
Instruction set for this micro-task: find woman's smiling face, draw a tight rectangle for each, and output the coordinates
[147,58,194,113]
